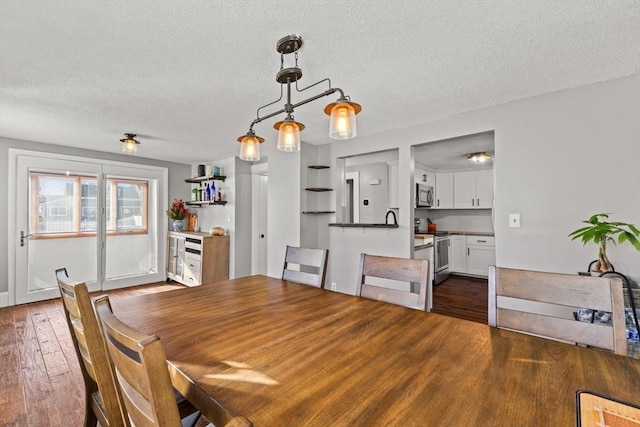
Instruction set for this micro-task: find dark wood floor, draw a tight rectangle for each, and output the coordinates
[0,277,487,427]
[432,274,489,324]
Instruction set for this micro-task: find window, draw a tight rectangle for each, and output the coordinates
[30,172,148,238]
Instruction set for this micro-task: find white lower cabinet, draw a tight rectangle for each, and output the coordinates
[167,231,230,286]
[449,235,495,277]
[448,235,467,273]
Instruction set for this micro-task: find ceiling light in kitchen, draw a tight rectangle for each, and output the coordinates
[467,152,492,163]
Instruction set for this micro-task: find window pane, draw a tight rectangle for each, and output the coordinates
[31,174,77,234]
[81,179,98,231]
[106,179,147,232]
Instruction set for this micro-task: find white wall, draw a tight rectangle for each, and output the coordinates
[299,75,639,293]
[191,157,252,279]
[346,162,389,223]
[266,144,301,278]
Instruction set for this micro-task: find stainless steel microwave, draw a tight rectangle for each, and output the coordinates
[416,184,434,208]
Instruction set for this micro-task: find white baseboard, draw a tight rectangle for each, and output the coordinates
[0,292,8,308]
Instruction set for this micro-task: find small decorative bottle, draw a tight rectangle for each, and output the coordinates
[192,187,198,202]
[211,183,217,202]
[205,183,211,201]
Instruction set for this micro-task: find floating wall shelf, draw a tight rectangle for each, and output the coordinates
[302,211,335,214]
[185,175,227,183]
[186,201,228,207]
[305,188,333,192]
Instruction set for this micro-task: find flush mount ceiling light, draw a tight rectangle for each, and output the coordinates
[237,34,361,161]
[120,133,140,154]
[467,152,492,163]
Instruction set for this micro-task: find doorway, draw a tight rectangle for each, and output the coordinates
[10,150,167,304]
[251,163,268,275]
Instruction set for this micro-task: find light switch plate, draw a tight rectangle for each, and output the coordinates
[509,213,521,228]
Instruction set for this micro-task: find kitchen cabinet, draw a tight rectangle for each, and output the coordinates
[388,161,399,209]
[167,231,229,286]
[415,165,435,186]
[449,235,467,273]
[453,170,493,209]
[448,235,495,277]
[434,173,454,209]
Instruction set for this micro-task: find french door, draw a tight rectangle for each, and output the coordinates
[13,152,167,304]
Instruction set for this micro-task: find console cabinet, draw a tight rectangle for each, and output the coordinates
[167,231,229,286]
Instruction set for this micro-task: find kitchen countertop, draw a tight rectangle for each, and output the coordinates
[414,231,494,237]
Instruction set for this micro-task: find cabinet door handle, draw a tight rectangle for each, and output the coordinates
[437,200,440,207]
[472,198,474,206]
[477,240,486,243]
[477,198,480,206]
[467,248,470,256]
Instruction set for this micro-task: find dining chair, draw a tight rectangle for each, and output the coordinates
[488,265,627,355]
[282,245,329,288]
[357,253,430,311]
[55,267,128,427]
[93,294,253,427]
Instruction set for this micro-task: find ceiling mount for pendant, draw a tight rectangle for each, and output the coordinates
[236,34,362,161]
[276,34,303,54]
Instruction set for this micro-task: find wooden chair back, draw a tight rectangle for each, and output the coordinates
[282,246,329,288]
[55,267,127,427]
[93,295,252,427]
[488,266,627,356]
[357,253,430,311]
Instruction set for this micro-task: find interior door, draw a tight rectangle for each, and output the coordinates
[15,155,102,303]
[258,174,268,275]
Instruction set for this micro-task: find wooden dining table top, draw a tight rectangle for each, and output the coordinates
[114,275,640,426]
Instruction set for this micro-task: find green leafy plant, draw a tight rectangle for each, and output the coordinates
[569,213,640,272]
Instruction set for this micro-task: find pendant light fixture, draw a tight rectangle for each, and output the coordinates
[237,35,361,160]
[466,152,492,163]
[120,133,140,154]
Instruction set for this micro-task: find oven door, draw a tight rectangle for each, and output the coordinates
[434,237,450,285]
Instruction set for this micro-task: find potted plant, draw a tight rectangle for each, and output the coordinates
[167,199,189,232]
[569,213,640,272]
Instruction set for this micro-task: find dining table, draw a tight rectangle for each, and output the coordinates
[114,275,640,426]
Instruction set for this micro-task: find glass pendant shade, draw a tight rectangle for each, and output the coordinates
[120,134,139,154]
[238,133,264,161]
[328,103,356,140]
[274,119,303,152]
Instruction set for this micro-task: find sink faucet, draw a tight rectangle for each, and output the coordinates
[385,210,397,226]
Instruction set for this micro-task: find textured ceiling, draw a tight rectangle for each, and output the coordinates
[1,0,638,164]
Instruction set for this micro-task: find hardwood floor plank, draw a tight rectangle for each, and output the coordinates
[0,307,28,427]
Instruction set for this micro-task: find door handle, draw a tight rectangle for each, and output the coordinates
[20,231,32,247]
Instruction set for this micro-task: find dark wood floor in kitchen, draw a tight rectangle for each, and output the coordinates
[432,274,489,324]
[0,277,487,427]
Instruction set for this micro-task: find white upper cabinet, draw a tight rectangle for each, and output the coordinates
[434,173,454,209]
[454,170,493,209]
[415,165,435,186]
[475,170,493,208]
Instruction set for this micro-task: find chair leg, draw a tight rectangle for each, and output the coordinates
[83,383,99,427]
